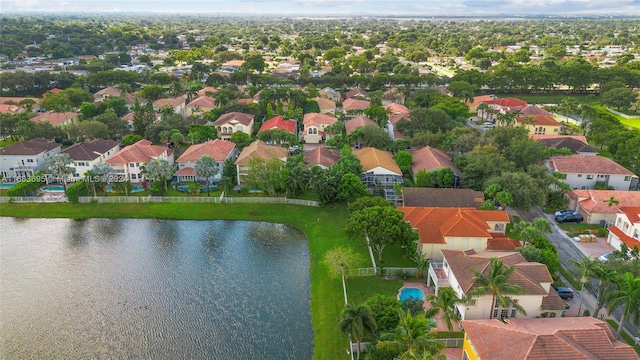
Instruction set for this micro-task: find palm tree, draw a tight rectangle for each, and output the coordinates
[604,195,620,210]
[425,287,462,332]
[606,272,640,340]
[195,155,218,197]
[590,261,616,319]
[468,258,526,319]
[377,309,444,359]
[90,162,115,195]
[141,158,174,194]
[84,170,97,197]
[45,153,75,191]
[339,304,377,360]
[477,102,490,121]
[214,93,230,108]
[410,253,430,279]
[570,256,597,317]
[285,164,310,198]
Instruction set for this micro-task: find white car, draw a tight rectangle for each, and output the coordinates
[598,253,614,262]
[483,122,495,128]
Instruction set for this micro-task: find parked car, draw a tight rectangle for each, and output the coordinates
[554,209,574,217]
[288,145,301,154]
[483,122,495,128]
[555,213,583,223]
[598,253,614,262]
[554,286,574,300]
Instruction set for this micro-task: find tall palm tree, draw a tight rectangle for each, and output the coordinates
[195,155,218,197]
[425,287,462,332]
[469,258,526,319]
[377,309,444,359]
[606,272,640,339]
[339,304,377,360]
[590,261,616,319]
[45,153,75,191]
[90,162,115,195]
[141,158,174,195]
[570,256,597,317]
[477,102,490,121]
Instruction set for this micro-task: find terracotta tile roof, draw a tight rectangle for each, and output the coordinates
[570,190,640,214]
[384,102,411,124]
[222,60,245,68]
[465,95,496,108]
[344,115,377,135]
[542,288,568,311]
[486,97,528,108]
[62,139,120,161]
[153,96,185,109]
[0,97,40,106]
[258,115,296,134]
[0,104,21,114]
[619,206,640,223]
[402,188,484,208]
[343,98,370,111]
[516,105,554,117]
[197,87,218,97]
[399,207,510,247]
[212,112,255,126]
[94,86,122,98]
[548,155,635,176]
[31,111,79,126]
[534,137,595,154]
[176,139,235,163]
[234,140,288,166]
[106,139,171,164]
[303,112,337,127]
[462,317,639,360]
[410,146,460,175]
[486,236,522,251]
[313,97,336,112]
[0,138,60,155]
[517,114,561,126]
[609,225,640,249]
[439,249,549,295]
[186,96,215,108]
[175,167,196,176]
[303,145,340,169]
[345,87,368,99]
[353,147,401,175]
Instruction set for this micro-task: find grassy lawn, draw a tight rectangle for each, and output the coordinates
[345,276,409,306]
[497,93,593,105]
[619,118,640,131]
[0,202,358,360]
[557,223,601,232]
[605,319,640,352]
[379,244,416,267]
[558,266,581,290]
[0,138,17,147]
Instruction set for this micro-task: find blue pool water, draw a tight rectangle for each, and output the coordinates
[41,185,65,192]
[0,183,15,189]
[106,185,145,193]
[399,287,425,302]
[174,184,218,192]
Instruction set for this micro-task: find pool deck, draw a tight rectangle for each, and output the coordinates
[402,281,462,333]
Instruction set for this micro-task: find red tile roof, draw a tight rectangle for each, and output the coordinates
[344,115,377,135]
[410,146,460,175]
[570,190,640,214]
[303,145,340,169]
[258,115,296,134]
[212,112,255,126]
[343,98,370,111]
[197,87,218,97]
[345,87,368,99]
[313,97,336,112]
[186,96,216,108]
[176,139,235,163]
[106,139,171,164]
[31,111,79,126]
[175,167,196,176]
[486,97,528,108]
[549,155,635,176]
[609,225,640,250]
[384,103,410,124]
[516,105,554,117]
[465,95,496,108]
[0,104,20,114]
[462,317,639,360]
[303,112,337,127]
[529,135,589,144]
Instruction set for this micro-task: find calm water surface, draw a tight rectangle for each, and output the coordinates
[0,217,313,359]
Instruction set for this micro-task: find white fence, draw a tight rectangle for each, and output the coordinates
[0,196,67,203]
[346,267,419,277]
[70,196,320,206]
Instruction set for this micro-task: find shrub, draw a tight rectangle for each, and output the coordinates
[6,172,46,197]
[597,228,609,237]
[65,181,85,203]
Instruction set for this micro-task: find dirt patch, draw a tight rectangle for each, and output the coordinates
[248,211,258,216]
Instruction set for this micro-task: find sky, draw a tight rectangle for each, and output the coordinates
[2,0,640,16]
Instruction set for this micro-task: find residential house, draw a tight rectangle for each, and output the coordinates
[465,95,497,112]
[462,317,639,360]
[318,87,341,103]
[402,188,484,208]
[0,97,41,112]
[31,111,79,127]
[485,97,528,112]
[186,96,216,117]
[0,104,22,114]
[212,112,255,140]
[382,87,405,105]
[400,207,518,261]
[607,207,640,253]
[93,86,122,103]
[517,105,554,117]
[410,146,461,187]
[62,139,121,181]
[258,115,297,136]
[302,112,337,144]
[175,139,236,183]
[345,87,369,100]
[426,249,565,320]
[530,134,596,155]
[303,145,340,170]
[152,96,186,116]
[344,115,378,138]
[546,155,638,191]
[106,139,173,183]
[342,98,370,119]
[234,140,288,185]
[516,114,561,135]
[0,139,61,181]
[197,87,218,97]
[313,97,336,115]
[353,147,403,188]
[568,190,640,225]
[384,102,410,141]
[121,111,161,132]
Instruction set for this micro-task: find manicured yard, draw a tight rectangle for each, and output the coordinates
[556,223,601,232]
[378,244,417,267]
[0,202,359,360]
[345,276,412,306]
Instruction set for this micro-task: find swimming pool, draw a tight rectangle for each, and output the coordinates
[41,185,65,192]
[106,185,145,192]
[0,183,15,189]
[399,287,425,302]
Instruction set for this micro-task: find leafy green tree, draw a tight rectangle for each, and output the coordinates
[601,87,637,111]
[485,172,546,210]
[94,112,130,140]
[323,246,364,280]
[79,102,97,119]
[339,304,377,360]
[338,173,369,203]
[66,120,109,142]
[376,309,444,359]
[347,196,393,213]
[141,158,174,194]
[425,287,462,332]
[45,153,75,191]
[122,134,143,146]
[364,295,403,335]
[195,155,219,197]
[245,158,285,196]
[229,131,252,150]
[468,258,526,319]
[606,272,640,340]
[395,150,413,176]
[284,157,310,198]
[460,145,515,190]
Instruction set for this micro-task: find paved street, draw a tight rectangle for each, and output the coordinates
[508,206,639,340]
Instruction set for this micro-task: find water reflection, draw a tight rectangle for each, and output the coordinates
[0,218,313,359]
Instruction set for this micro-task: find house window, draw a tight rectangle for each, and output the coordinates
[623,223,629,231]
[494,223,505,231]
[129,163,135,167]
[577,174,582,177]
[467,299,477,307]
[625,176,632,181]
[586,175,594,179]
[308,127,317,135]
[27,159,34,163]
[581,186,588,190]
[617,218,622,226]
[131,174,137,180]
[633,230,639,239]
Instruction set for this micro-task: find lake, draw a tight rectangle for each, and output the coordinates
[0,217,313,359]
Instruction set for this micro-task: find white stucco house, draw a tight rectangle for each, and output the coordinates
[0,139,62,181]
[607,206,640,253]
[62,139,121,181]
[546,155,638,191]
[175,139,236,183]
[106,139,174,183]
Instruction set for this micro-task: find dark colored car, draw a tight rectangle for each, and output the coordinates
[555,213,583,223]
[554,209,574,217]
[554,286,574,300]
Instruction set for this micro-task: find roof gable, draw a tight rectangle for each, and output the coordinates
[176,139,235,163]
[234,140,288,165]
[258,115,296,134]
[212,112,255,126]
[0,138,61,155]
[62,139,121,161]
[353,147,401,175]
